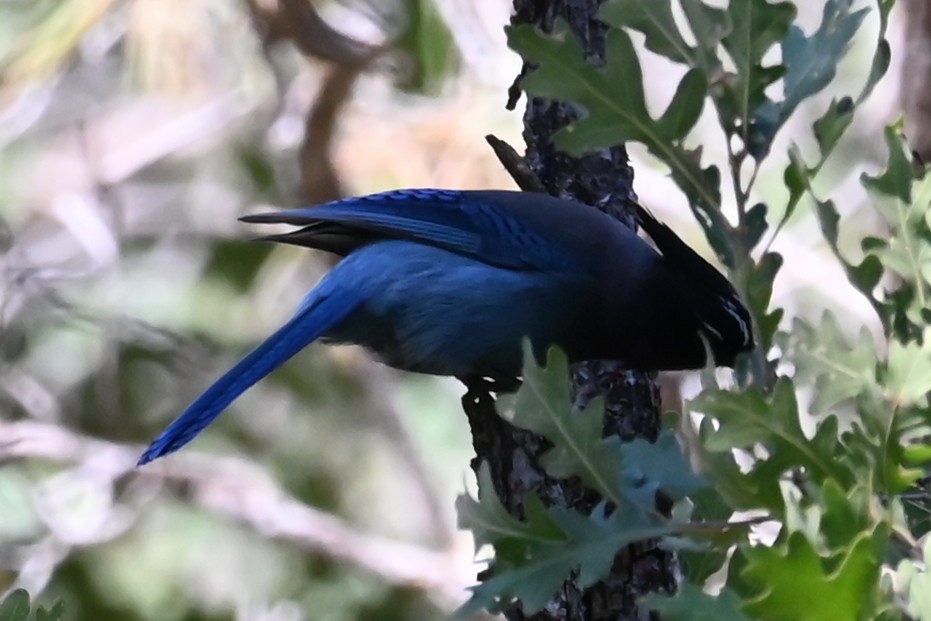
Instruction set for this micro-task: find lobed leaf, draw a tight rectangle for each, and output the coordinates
[459,503,670,615]
[742,527,887,621]
[753,0,868,157]
[643,582,753,621]
[789,313,879,414]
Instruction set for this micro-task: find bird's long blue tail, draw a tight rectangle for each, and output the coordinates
[137,288,361,465]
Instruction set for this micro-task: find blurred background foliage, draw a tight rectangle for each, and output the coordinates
[0,0,520,619]
[0,0,916,619]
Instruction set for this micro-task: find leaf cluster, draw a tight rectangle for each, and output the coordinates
[458,348,702,614]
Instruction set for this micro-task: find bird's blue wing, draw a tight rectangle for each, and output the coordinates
[241,189,573,270]
[137,286,362,465]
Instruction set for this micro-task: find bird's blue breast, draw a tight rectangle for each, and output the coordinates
[314,240,593,378]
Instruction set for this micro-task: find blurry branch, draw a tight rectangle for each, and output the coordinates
[902,0,931,162]
[300,64,362,204]
[0,420,466,601]
[247,0,384,68]
[246,0,387,204]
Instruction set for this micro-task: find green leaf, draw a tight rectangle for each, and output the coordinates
[857,0,894,107]
[885,331,931,407]
[598,0,694,65]
[510,347,707,511]
[695,379,848,492]
[840,396,925,497]
[862,125,914,204]
[599,0,726,74]
[782,146,808,220]
[679,0,730,72]
[789,313,878,414]
[507,20,730,262]
[743,251,783,351]
[811,196,884,306]
[753,0,868,156]
[459,504,671,615]
[0,591,29,621]
[902,537,931,620]
[658,68,709,143]
[692,417,765,510]
[33,603,64,621]
[741,527,887,621]
[621,430,706,506]
[813,96,855,153]
[508,22,708,149]
[643,582,753,621]
[394,0,459,94]
[818,480,872,552]
[774,0,894,239]
[743,202,768,251]
[509,345,626,507]
[717,0,795,144]
[861,152,931,328]
[670,153,731,267]
[457,464,562,551]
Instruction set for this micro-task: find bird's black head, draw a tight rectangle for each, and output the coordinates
[680,271,754,367]
[631,203,754,368]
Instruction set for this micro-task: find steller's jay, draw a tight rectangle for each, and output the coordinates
[137,189,753,465]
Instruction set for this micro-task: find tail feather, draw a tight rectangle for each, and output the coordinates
[137,288,361,465]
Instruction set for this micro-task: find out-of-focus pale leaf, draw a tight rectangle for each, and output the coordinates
[0,468,42,541]
[885,332,931,407]
[902,537,931,620]
[789,313,878,414]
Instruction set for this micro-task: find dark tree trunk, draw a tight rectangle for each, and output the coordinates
[902,0,931,163]
[462,1,677,620]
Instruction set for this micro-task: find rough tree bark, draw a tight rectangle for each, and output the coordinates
[902,0,931,163]
[462,1,677,620]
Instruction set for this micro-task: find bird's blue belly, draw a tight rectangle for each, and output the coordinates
[315,240,590,378]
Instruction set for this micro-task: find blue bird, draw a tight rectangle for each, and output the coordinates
[137,189,753,465]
